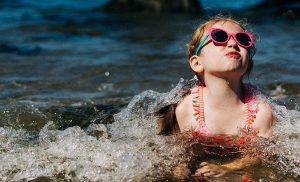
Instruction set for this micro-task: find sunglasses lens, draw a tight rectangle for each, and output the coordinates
[236,33,252,47]
[211,29,228,42]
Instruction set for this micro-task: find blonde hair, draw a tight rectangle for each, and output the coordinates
[187,15,256,77]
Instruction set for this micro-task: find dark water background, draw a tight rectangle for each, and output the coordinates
[0,0,299,181]
[0,1,299,110]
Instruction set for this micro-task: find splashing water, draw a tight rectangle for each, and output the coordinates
[0,79,299,181]
[262,104,300,176]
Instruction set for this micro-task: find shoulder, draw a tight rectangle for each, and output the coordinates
[175,94,192,118]
[175,94,193,132]
[243,83,274,137]
[253,99,274,138]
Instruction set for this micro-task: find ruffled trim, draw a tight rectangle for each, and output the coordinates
[241,84,258,136]
[191,86,210,136]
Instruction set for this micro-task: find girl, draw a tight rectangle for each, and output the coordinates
[157,16,274,180]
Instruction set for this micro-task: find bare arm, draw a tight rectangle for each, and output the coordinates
[221,156,261,171]
[194,156,260,178]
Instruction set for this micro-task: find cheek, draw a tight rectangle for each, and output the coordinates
[202,46,222,59]
[243,51,250,72]
[241,48,249,59]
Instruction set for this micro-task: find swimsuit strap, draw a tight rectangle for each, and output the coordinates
[191,86,210,135]
[241,85,258,135]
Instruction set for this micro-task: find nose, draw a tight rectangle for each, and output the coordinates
[226,35,239,50]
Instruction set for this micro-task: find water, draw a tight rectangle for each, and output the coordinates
[201,0,263,10]
[0,1,299,181]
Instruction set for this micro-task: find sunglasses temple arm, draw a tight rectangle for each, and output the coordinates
[195,34,209,55]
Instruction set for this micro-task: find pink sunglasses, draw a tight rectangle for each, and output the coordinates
[195,28,255,55]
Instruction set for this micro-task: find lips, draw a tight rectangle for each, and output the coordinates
[226,51,241,59]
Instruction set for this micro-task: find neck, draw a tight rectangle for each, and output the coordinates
[203,75,244,109]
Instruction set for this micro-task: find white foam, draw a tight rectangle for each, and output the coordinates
[0,78,299,181]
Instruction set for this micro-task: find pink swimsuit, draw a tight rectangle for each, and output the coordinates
[190,85,258,178]
[190,85,258,146]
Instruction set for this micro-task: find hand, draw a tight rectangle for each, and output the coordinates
[173,163,191,180]
[194,162,230,178]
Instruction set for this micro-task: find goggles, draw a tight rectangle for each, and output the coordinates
[195,28,255,55]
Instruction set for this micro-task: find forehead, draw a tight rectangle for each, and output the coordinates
[211,21,244,33]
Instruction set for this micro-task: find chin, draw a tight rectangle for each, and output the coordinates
[225,61,246,72]
[222,67,247,76]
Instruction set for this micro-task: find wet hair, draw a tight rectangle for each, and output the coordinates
[157,104,180,135]
[187,15,256,81]
[157,15,256,135]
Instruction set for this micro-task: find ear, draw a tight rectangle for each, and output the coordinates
[189,55,204,73]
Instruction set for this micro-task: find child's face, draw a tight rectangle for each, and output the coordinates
[199,21,250,79]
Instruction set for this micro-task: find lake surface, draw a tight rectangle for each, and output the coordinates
[0,0,299,181]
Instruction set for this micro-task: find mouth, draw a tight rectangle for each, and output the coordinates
[225,51,241,59]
